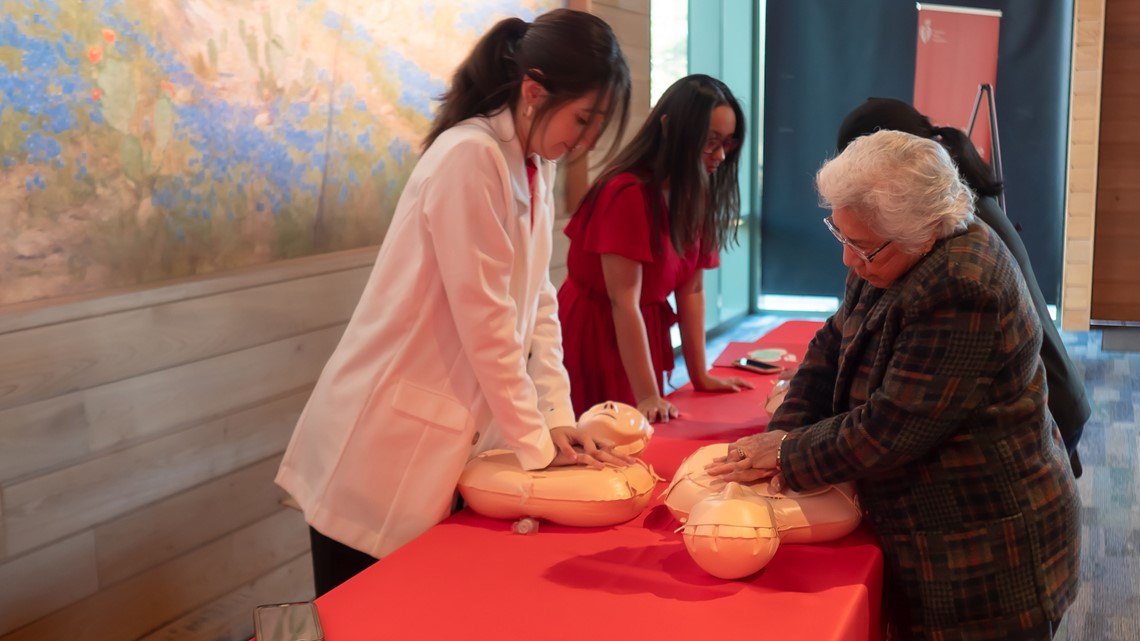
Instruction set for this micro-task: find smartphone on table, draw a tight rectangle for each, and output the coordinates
[254,601,324,641]
[732,357,784,374]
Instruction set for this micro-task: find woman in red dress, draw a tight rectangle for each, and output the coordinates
[558,74,751,422]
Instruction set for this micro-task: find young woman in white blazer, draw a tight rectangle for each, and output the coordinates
[276,9,633,596]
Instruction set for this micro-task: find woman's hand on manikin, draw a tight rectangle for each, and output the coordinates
[548,426,636,468]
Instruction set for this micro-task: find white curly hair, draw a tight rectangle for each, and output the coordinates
[816,129,975,255]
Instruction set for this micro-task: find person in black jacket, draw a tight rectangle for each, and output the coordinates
[835,97,1091,476]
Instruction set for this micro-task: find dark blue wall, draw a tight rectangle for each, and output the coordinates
[760,0,1073,304]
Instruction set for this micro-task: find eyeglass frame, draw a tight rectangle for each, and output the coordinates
[823,214,892,263]
[703,135,740,156]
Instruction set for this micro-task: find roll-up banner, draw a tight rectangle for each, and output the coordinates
[914,3,1002,162]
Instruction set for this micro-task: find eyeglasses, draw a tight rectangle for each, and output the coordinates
[703,136,740,156]
[824,215,891,263]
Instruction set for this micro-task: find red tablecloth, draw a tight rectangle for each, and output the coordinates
[314,320,882,641]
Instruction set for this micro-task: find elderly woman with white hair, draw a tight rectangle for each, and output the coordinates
[707,130,1080,641]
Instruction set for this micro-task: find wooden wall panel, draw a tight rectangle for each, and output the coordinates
[0,268,369,412]
[1,391,305,559]
[0,533,98,635]
[1091,0,1140,323]
[0,509,308,641]
[1062,0,1105,330]
[0,326,341,482]
[598,0,648,12]
[137,554,312,641]
[0,249,376,336]
[0,401,89,486]
[0,250,364,640]
[94,458,288,587]
[550,265,569,289]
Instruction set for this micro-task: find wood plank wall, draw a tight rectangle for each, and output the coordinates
[0,249,375,641]
[0,4,652,640]
[1063,0,1106,330]
[1090,0,1140,323]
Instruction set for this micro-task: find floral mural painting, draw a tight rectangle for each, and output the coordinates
[0,0,558,306]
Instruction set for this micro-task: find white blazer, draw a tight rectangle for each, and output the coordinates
[276,109,575,559]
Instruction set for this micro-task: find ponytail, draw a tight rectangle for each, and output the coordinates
[932,126,1003,198]
[423,17,529,150]
[423,9,630,159]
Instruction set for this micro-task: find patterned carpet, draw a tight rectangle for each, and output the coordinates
[1058,328,1140,641]
[676,316,1140,641]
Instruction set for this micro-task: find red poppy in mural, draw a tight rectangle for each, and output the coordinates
[102,28,117,43]
[92,87,102,101]
[162,80,176,97]
[87,46,103,64]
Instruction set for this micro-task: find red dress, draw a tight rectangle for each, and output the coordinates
[558,172,719,416]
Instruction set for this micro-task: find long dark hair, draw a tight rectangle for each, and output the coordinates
[423,9,630,160]
[836,97,1002,198]
[578,74,744,256]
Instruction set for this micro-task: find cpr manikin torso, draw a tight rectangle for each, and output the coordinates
[663,443,863,579]
[457,402,659,527]
[458,405,862,578]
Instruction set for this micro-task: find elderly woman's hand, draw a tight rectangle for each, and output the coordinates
[704,430,789,484]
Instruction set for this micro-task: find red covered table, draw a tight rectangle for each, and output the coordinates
[313,320,883,641]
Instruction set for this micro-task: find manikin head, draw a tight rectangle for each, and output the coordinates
[576,401,654,456]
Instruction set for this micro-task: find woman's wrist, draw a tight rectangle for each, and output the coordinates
[689,371,711,389]
[634,388,663,403]
[774,432,790,472]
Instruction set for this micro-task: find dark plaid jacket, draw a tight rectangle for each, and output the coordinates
[975,196,1090,474]
[773,222,1081,641]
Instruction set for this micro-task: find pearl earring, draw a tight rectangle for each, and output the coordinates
[524,104,533,119]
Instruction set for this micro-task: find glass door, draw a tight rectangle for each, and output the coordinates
[688,0,761,331]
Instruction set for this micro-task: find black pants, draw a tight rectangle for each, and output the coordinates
[308,527,379,597]
[308,493,463,597]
